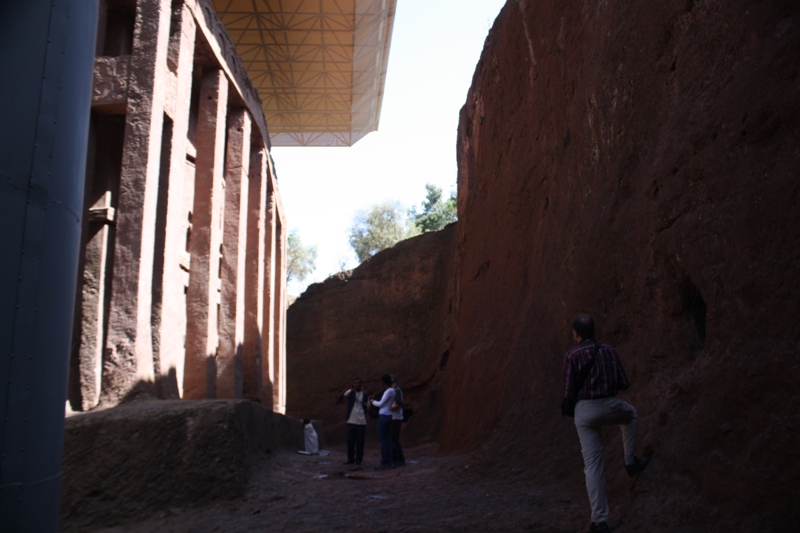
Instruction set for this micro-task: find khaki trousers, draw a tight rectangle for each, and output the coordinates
[574,396,638,523]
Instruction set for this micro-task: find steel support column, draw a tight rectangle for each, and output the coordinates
[0,0,98,530]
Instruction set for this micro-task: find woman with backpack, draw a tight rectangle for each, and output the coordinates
[390,375,406,467]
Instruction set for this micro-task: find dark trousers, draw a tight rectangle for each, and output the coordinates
[391,419,405,464]
[377,415,393,466]
[346,423,365,463]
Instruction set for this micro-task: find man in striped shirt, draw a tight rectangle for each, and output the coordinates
[563,314,649,533]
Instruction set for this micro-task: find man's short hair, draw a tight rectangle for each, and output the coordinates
[380,374,392,386]
[572,313,595,339]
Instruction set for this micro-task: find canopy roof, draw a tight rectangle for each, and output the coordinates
[212,0,396,147]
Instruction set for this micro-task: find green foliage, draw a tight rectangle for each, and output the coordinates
[287,229,317,283]
[409,183,457,233]
[348,201,418,263]
[346,185,457,264]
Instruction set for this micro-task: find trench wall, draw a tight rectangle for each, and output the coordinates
[441,1,800,530]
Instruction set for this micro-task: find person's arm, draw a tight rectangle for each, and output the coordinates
[337,388,352,405]
[373,388,394,408]
[371,390,384,407]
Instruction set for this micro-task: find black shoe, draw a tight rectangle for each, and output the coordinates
[374,464,391,471]
[625,456,650,478]
[343,460,355,465]
[355,460,362,465]
[588,522,611,533]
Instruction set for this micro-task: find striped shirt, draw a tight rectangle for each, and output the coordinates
[562,339,630,400]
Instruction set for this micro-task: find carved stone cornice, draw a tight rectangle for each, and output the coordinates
[186,0,272,149]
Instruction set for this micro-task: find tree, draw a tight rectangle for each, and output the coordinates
[287,229,317,284]
[348,201,418,263]
[409,183,457,233]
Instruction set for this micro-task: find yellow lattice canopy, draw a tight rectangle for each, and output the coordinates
[212,0,396,147]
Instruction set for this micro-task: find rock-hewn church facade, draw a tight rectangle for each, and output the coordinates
[71,0,288,411]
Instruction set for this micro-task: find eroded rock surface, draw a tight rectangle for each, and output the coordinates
[286,226,457,446]
[288,0,800,530]
[441,0,800,530]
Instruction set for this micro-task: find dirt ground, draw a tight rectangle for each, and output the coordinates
[62,400,783,532]
[77,442,591,533]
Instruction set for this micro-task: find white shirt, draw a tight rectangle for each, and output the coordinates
[345,389,367,425]
[372,388,396,416]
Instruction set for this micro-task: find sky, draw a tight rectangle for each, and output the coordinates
[272,0,508,295]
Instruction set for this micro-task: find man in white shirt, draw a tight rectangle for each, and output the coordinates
[339,377,368,465]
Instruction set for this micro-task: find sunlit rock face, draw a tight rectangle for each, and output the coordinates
[441,0,800,529]
[286,225,457,446]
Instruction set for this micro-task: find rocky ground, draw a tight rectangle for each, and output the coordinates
[64,441,605,533]
[60,398,775,532]
[61,401,678,533]
[61,398,788,533]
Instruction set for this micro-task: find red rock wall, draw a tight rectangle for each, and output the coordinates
[286,226,457,445]
[441,0,800,529]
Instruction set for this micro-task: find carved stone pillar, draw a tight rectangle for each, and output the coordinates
[101,0,172,403]
[261,184,277,410]
[242,147,271,402]
[151,2,196,399]
[72,182,114,410]
[273,217,287,413]
[183,68,228,399]
[260,178,287,413]
[216,108,251,398]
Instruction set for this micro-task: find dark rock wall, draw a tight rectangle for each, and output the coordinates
[442,0,800,529]
[286,225,457,445]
